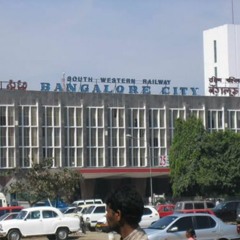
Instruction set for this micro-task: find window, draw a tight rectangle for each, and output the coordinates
[190,109,205,125]
[214,40,217,63]
[19,105,39,168]
[214,67,218,77]
[171,216,193,232]
[194,203,204,209]
[195,216,216,229]
[228,110,240,132]
[94,206,106,214]
[185,203,193,210]
[43,106,61,167]
[169,108,185,143]
[208,110,224,132]
[143,207,152,215]
[42,210,58,218]
[27,210,40,219]
[206,202,215,208]
[87,107,105,167]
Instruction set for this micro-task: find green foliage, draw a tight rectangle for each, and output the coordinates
[198,130,240,195]
[170,117,240,198]
[6,159,83,206]
[169,117,206,197]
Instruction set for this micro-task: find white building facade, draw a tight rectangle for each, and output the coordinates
[203,24,240,96]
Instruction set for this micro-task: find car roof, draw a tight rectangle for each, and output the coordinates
[175,200,213,203]
[22,206,60,211]
[169,213,216,217]
[87,203,106,207]
[157,203,175,206]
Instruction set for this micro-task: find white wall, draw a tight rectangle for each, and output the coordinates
[203,24,240,96]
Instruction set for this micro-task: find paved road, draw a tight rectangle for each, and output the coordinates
[75,231,120,240]
[29,231,120,240]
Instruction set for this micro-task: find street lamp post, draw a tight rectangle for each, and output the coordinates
[126,134,153,204]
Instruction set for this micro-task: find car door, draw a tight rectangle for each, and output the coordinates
[20,210,43,236]
[140,207,158,228]
[91,206,106,226]
[228,201,240,222]
[193,215,218,240]
[166,216,194,240]
[41,209,59,234]
[221,202,238,222]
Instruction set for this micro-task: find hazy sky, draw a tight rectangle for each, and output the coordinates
[1,0,240,95]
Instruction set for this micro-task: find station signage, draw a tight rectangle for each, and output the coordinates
[208,76,239,96]
[40,75,199,96]
[0,75,200,96]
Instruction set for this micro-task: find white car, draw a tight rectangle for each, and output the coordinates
[145,213,240,240]
[0,206,80,240]
[95,205,159,232]
[63,204,91,217]
[82,204,106,230]
[140,205,159,228]
[72,199,103,206]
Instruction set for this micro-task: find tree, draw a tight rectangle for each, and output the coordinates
[198,130,240,196]
[170,116,240,198]
[6,159,83,206]
[169,117,207,197]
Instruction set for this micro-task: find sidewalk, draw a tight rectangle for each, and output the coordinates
[73,231,120,240]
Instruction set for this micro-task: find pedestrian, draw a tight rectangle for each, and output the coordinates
[186,228,196,240]
[215,199,220,206]
[105,185,149,240]
[80,215,86,234]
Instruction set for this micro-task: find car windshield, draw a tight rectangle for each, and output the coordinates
[81,207,90,214]
[16,210,28,220]
[85,206,94,214]
[147,215,178,230]
[213,202,225,210]
[0,213,10,221]
[73,207,82,213]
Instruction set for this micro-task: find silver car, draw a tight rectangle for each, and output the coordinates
[145,213,240,240]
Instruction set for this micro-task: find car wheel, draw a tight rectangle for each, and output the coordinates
[7,229,21,240]
[56,228,68,240]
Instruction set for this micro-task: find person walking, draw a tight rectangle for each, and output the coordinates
[105,185,149,240]
[186,228,197,240]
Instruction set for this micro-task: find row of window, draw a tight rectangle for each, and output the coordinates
[0,105,240,169]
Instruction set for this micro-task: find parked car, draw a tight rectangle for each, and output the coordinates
[0,212,19,221]
[95,205,159,232]
[62,206,77,214]
[0,206,24,217]
[34,199,69,212]
[140,205,160,228]
[82,204,106,230]
[72,199,103,206]
[212,200,240,222]
[145,213,240,240]
[0,206,80,240]
[63,205,90,234]
[174,200,215,211]
[156,204,175,218]
[174,208,215,215]
[236,203,240,224]
[63,205,90,216]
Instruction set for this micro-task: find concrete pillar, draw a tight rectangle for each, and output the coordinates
[80,179,95,199]
[132,178,147,196]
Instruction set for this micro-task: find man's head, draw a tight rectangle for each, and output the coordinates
[105,185,144,232]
